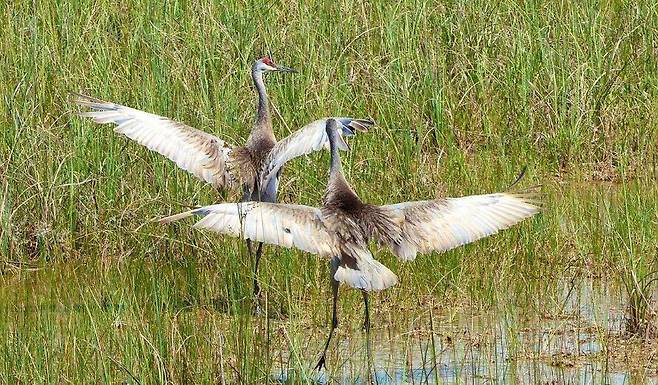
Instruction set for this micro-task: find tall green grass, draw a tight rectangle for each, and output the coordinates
[1,0,657,382]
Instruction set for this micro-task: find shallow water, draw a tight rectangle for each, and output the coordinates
[272,279,658,384]
[0,183,655,382]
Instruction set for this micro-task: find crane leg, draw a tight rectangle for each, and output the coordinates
[252,242,264,297]
[362,290,374,376]
[315,257,340,370]
[362,290,370,333]
[246,240,265,313]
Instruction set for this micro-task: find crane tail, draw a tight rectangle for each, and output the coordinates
[334,250,398,292]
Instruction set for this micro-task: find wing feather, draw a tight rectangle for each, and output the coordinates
[73,93,236,190]
[382,192,541,261]
[260,117,373,186]
[161,202,338,257]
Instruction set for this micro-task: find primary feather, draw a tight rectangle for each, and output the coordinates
[382,192,541,261]
[73,94,235,190]
[162,202,337,257]
[260,118,374,187]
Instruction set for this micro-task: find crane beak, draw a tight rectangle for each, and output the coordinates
[335,133,351,151]
[275,65,297,73]
[334,124,351,151]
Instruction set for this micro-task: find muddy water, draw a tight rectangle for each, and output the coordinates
[272,280,658,384]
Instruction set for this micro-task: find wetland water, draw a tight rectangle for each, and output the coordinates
[1,183,656,383]
[273,280,657,384]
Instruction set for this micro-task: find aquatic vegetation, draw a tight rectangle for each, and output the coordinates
[620,265,658,338]
[0,0,657,382]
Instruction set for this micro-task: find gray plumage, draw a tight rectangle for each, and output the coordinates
[73,58,374,305]
[73,57,374,204]
[160,118,541,369]
[161,118,541,291]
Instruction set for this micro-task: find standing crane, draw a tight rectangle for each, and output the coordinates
[73,57,373,303]
[160,119,541,370]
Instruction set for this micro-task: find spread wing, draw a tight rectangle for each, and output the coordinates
[161,201,397,291]
[381,192,541,261]
[260,117,373,186]
[73,93,236,190]
[160,202,338,256]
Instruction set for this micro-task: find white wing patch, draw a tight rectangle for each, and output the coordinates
[74,94,235,190]
[179,202,338,257]
[383,192,541,261]
[260,117,373,187]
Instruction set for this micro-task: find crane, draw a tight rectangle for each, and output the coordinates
[160,119,541,370]
[73,57,373,304]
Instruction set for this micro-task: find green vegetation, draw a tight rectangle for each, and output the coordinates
[0,0,657,383]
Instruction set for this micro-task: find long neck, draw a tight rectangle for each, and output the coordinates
[247,69,276,149]
[329,136,344,181]
[326,130,354,198]
[324,129,362,209]
[252,69,271,129]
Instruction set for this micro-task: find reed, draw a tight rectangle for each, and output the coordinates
[1,0,657,382]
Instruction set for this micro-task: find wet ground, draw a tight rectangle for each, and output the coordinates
[272,279,658,384]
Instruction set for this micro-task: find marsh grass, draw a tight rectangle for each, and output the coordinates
[1,0,657,383]
[612,181,658,338]
[622,268,658,337]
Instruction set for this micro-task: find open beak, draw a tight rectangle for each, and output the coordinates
[343,137,351,151]
[335,123,352,151]
[275,65,297,73]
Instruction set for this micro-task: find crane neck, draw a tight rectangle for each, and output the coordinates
[329,134,343,177]
[327,126,349,191]
[324,124,361,208]
[252,69,272,130]
[247,68,276,149]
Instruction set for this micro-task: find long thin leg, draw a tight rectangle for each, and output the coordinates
[362,290,370,333]
[246,240,264,314]
[252,242,264,297]
[362,290,374,383]
[246,175,274,305]
[315,257,340,370]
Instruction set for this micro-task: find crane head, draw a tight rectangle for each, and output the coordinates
[254,56,297,73]
[325,119,351,151]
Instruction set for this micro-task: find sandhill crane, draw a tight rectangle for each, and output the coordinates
[159,119,541,369]
[73,57,373,302]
